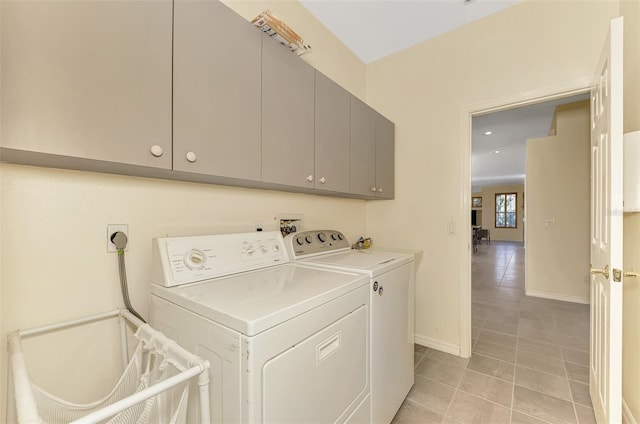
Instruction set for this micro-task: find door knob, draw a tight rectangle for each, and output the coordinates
[590,264,610,279]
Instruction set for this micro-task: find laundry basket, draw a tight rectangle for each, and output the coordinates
[6,309,211,424]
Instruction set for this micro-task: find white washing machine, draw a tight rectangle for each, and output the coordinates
[149,231,371,424]
[284,230,415,424]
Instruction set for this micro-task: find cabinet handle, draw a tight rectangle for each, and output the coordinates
[319,176,326,184]
[186,152,197,163]
[370,187,377,192]
[150,145,164,157]
[377,187,383,193]
[307,174,314,182]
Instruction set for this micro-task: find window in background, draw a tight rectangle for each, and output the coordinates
[495,193,517,228]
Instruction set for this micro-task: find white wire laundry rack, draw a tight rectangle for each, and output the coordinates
[7,309,211,424]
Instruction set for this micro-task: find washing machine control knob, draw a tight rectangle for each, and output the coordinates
[184,249,206,270]
[296,237,304,246]
[305,235,313,244]
[317,232,327,242]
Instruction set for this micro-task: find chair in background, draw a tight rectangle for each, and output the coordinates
[472,227,480,253]
[477,229,490,244]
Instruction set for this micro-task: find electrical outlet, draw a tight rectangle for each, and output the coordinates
[254,220,263,231]
[107,224,128,253]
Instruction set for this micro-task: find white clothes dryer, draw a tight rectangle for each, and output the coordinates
[149,231,370,424]
[284,230,415,424]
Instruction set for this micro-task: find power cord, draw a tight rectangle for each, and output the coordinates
[111,231,146,323]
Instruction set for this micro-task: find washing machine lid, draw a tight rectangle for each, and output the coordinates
[301,250,413,277]
[150,264,368,337]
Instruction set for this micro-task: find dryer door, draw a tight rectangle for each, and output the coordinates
[262,305,368,424]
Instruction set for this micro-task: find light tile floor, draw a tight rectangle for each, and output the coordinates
[391,241,595,424]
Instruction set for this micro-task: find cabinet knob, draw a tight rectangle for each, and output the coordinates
[370,187,377,192]
[150,145,164,157]
[186,152,197,163]
[307,174,314,182]
[377,187,383,193]
[319,176,326,184]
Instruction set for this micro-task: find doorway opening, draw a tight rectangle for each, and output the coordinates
[460,88,589,357]
[460,91,595,422]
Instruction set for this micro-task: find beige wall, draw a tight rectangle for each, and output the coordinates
[525,101,590,303]
[365,0,621,351]
[476,185,525,242]
[0,0,366,415]
[621,0,640,422]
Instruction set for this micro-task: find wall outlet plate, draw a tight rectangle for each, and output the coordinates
[107,224,128,253]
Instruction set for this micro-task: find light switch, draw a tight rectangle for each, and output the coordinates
[447,219,456,235]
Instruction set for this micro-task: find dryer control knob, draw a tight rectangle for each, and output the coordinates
[305,235,313,243]
[318,232,327,242]
[296,237,304,246]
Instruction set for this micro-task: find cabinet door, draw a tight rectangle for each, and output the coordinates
[261,36,315,188]
[173,0,261,179]
[350,96,376,197]
[375,113,395,199]
[0,0,172,169]
[315,72,350,193]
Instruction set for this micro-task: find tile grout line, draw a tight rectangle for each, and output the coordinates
[561,345,582,424]
[441,355,472,422]
[509,334,518,423]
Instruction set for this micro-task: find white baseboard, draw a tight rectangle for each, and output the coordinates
[414,334,461,356]
[623,398,638,424]
[526,289,589,305]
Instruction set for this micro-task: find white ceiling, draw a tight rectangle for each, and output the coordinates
[299,0,520,64]
[298,0,589,191]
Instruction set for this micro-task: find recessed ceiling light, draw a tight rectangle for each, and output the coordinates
[494,150,501,154]
[483,131,493,136]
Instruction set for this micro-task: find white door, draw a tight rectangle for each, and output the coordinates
[589,16,624,424]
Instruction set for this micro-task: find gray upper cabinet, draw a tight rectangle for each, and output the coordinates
[1,0,394,200]
[350,97,377,197]
[350,96,395,199]
[261,36,315,188]
[173,0,262,180]
[315,72,350,193]
[375,114,395,199]
[0,0,172,169]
